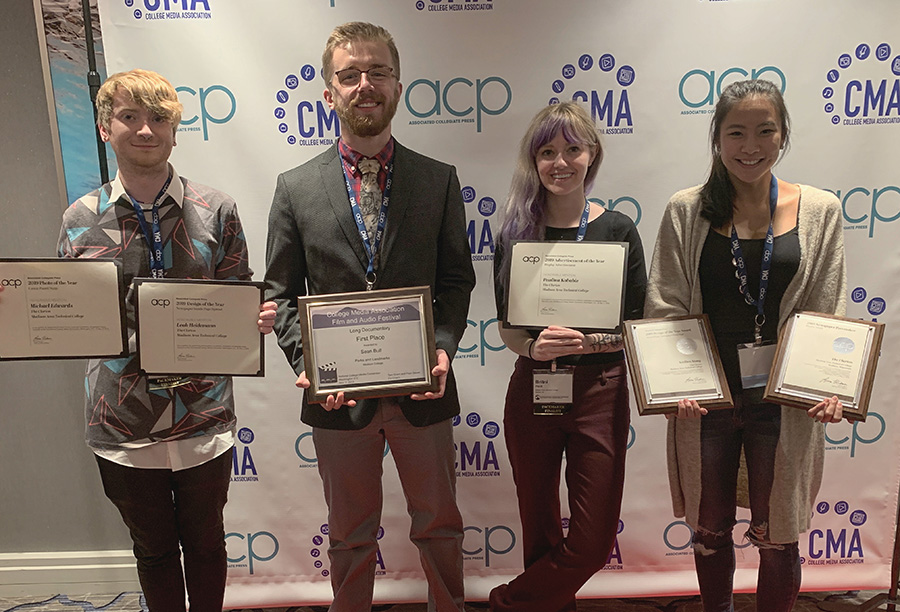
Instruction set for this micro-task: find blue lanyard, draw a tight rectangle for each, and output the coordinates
[575,199,591,242]
[730,174,778,344]
[341,159,393,290]
[127,173,173,279]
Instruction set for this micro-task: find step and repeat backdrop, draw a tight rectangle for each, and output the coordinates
[79,0,900,606]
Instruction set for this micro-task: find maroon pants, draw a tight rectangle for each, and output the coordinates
[490,357,631,612]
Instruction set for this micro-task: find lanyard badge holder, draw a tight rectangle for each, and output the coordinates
[342,160,393,292]
[531,200,590,415]
[733,176,779,399]
[129,174,191,391]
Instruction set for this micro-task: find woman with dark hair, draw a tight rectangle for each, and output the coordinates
[645,79,846,611]
[489,101,646,612]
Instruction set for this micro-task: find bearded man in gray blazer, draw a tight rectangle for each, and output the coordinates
[264,21,475,612]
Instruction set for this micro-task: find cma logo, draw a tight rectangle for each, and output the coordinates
[453,412,501,477]
[806,501,866,563]
[126,0,212,20]
[405,76,512,132]
[463,525,515,567]
[175,85,235,141]
[825,411,885,457]
[548,52,635,132]
[462,185,496,260]
[131,0,210,9]
[0,278,22,288]
[295,431,390,465]
[822,42,900,125]
[275,65,341,146]
[457,318,505,366]
[588,196,642,226]
[226,531,279,575]
[232,427,258,481]
[826,186,900,238]
[150,299,170,308]
[663,520,752,551]
[678,67,786,108]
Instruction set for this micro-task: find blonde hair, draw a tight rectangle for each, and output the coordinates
[96,69,183,131]
[321,22,400,87]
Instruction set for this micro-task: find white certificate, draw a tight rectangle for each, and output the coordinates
[0,258,126,360]
[135,279,264,376]
[297,287,438,403]
[766,312,883,420]
[623,315,732,415]
[506,241,628,332]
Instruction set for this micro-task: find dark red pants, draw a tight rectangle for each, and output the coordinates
[490,358,631,612]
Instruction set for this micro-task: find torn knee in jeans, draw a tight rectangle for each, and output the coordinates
[744,521,788,550]
[692,524,733,556]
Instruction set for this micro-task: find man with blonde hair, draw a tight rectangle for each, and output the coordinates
[266,22,474,612]
[58,68,276,612]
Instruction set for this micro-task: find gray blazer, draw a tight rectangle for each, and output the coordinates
[264,140,476,430]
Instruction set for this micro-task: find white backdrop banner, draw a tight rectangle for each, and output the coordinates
[90,0,900,606]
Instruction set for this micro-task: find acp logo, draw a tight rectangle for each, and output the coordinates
[0,278,22,288]
[825,411,886,458]
[463,524,515,567]
[462,185,497,262]
[295,430,390,467]
[588,195,642,226]
[274,64,341,147]
[453,412,501,478]
[546,52,636,135]
[150,298,170,308]
[231,427,259,482]
[226,530,279,575]
[125,0,212,21]
[850,286,887,321]
[175,85,235,141]
[678,66,786,113]
[822,42,900,126]
[405,74,512,132]
[826,185,900,239]
[415,0,494,12]
[309,523,388,577]
[805,500,866,565]
[662,519,752,556]
[457,317,505,367]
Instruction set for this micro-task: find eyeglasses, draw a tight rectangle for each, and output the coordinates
[333,66,395,87]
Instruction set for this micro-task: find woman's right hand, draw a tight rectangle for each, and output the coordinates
[530,325,586,361]
[665,398,708,420]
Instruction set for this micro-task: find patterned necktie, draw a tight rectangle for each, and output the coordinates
[357,158,382,267]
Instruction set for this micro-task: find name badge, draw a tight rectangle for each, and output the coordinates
[533,368,574,415]
[737,341,777,389]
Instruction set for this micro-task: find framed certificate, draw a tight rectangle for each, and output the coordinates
[297,286,438,403]
[134,279,264,377]
[0,258,127,360]
[623,315,733,415]
[504,240,628,333]
[764,311,884,421]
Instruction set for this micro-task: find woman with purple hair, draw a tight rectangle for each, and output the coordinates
[489,101,647,612]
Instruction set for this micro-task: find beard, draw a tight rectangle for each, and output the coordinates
[333,90,399,138]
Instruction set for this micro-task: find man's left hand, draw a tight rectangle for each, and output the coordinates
[258,301,277,334]
[411,349,449,401]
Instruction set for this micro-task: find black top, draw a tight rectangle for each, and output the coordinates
[494,209,647,366]
[699,226,800,392]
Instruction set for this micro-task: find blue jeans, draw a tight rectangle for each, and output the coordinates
[693,400,801,612]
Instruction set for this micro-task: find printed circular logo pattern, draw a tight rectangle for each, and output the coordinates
[832,337,856,354]
[273,63,340,146]
[851,287,867,303]
[546,51,636,135]
[675,337,697,355]
[822,41,900,127]
[237,427,254,444]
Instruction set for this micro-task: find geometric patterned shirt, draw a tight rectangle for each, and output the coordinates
[57,166,252,451]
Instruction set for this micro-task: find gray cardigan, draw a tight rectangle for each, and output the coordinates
[645,184,847,543]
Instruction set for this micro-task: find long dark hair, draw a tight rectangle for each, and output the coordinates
[699,79,791,228]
